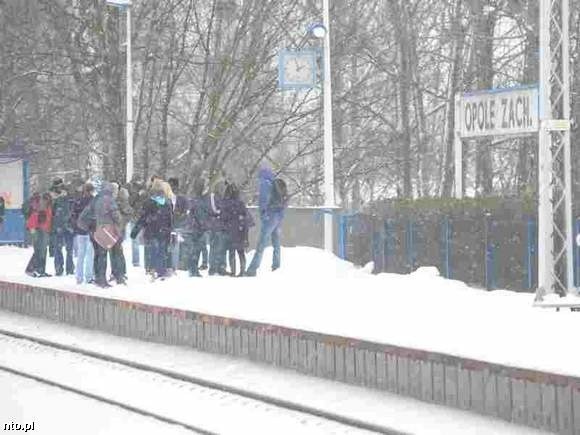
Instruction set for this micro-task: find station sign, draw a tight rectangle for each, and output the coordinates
[458,86,539,138]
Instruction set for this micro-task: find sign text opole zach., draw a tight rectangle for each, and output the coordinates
[459,87,539,138]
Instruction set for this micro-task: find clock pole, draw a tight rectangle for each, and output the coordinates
[322,0,335,253]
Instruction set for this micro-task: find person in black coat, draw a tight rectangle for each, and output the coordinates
[184,177,210,277]
[49,179,75,276]
[130,181,174,279]
[221,183,254,276]
[168,177,189,272]
[207,179,228,276]
[127,179,146,267]
[70,182,95,284]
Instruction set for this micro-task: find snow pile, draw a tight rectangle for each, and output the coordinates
[0,245,579,378]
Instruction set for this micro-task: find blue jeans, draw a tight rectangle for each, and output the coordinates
[247,216,282,274]
[75,235,94,283]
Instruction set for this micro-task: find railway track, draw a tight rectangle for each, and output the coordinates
[0,328,406,435]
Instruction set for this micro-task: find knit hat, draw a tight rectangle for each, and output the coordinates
[50,178,65,193]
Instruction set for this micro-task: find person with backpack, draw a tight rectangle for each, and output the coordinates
[222,182,254,276]
[245,165,288,277]
[25,192,53,277]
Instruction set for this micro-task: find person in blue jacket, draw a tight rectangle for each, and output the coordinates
[245,165,288,276]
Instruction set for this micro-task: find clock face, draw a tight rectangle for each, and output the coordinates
[283,55,314,85]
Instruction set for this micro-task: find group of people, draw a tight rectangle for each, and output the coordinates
[23,165,288,288]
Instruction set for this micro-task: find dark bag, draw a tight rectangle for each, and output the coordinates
[268,178,288,209]
[77,199,97,233]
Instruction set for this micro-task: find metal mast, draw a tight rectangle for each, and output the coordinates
[322,0,336,253]
[536,0,574,299]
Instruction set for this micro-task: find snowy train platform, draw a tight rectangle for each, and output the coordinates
[0,245,579,434]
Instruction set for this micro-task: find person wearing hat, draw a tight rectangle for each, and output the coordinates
[50,179,75,276]
[78,181,123,288]
[184,177,210,277]
[70,182,95,284]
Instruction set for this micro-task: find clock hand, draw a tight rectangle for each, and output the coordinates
[292,58,304,71]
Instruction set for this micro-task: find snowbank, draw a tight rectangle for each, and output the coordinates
[0,245,579,379]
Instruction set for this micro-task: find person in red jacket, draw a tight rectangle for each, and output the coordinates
[25,192,53,277]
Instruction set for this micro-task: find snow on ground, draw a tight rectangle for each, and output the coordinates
[0,245,579,380]
[0,371,192,435]
[0,311,548,435]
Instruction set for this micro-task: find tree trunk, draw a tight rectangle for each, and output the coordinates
[517,2,539,195]
[471,3,496,196]
[442,0,466,197]
[391,0,413,198]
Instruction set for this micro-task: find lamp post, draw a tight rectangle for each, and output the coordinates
[310,0,335,253]
[106,0,133,184]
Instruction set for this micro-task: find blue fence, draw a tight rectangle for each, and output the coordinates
[337,213,580,292]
